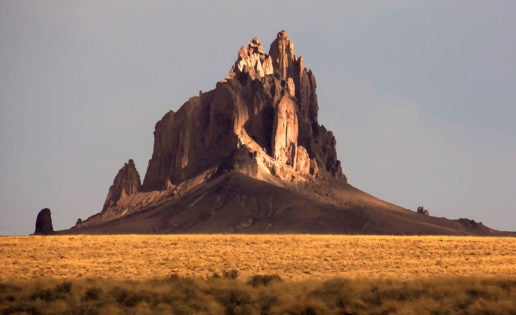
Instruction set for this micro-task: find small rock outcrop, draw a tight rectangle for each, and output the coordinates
[102,159,141,211]
[417,206,430,216]
[34,208,54,235]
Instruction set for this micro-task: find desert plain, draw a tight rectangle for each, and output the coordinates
[1,235,514,314]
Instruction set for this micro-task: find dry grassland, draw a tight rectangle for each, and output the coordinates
[1,235,515,314]
[1,235,514,281]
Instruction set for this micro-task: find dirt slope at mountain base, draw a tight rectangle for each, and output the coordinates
[66,172,508,236]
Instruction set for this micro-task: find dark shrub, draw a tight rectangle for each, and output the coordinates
[168,273,181,282]
[29,282,72,302]
[110,287,155,307]
[309,279,352,308]
[4,295,16,302]
[223,270,240,280]
[110,286,129,305]
[2,302,41,315]
[174,305,197,315]
[301,306,318,315]
[248,274,282,287]
[30,289,55,302]
[257,294,279,313]
[216,288,252,315]
[55,281,72,294]
[0,283,22,294]
[83,287,103,301]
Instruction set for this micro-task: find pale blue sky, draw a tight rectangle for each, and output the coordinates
[1,1,515,235]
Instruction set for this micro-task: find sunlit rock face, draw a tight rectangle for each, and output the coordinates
[142,30,344,192]
[102,159,141,211]
[226,37,273,81]
[272,95,298,167]
[269,30,296,82]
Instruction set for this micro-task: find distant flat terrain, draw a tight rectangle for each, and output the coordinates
[2,235,514,281]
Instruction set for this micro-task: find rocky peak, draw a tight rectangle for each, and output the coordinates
[226,36,273,81]
[141,30,344,192]
[102,159,141,211]
[269,30,296,82]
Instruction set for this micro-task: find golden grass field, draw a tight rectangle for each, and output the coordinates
[1,235,514,281]
[1,235,515,314]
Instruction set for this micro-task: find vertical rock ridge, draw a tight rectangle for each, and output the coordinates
[269,30,296,82]
[272,95,298,167]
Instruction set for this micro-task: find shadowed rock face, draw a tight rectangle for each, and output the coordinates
[102,159,141,211]
[34,208,54,235]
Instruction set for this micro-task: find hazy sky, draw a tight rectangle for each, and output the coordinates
[1,1,515,235]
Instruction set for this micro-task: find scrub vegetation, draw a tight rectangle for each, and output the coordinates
[1,275,514,314]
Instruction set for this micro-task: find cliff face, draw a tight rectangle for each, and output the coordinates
[142,30,343,192]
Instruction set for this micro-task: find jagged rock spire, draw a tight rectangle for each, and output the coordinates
[102,159,141,211]
[225,30,297,83]
[225,36,273,81]
[141,30,344,192]
[269,30,296,81]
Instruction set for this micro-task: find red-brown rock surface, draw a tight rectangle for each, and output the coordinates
[142,30,343,192]
[272,95,298,166]
[102,159,141,211]
[269,30,296,81]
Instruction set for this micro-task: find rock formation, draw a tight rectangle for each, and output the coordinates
[64,30,510,236]
[102,159,141,211]
[417,206,430,216]
[269,30,295,81]
[226,37,273,81]
[142,30,343,192]
[34,208,54,235]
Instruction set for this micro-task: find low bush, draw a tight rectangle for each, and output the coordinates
[2,302,42,315]
[55,282,72,294]
[222,269,240,280]
[83,287,103,301]
[215,288,253,315]
[248,274,282,287]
